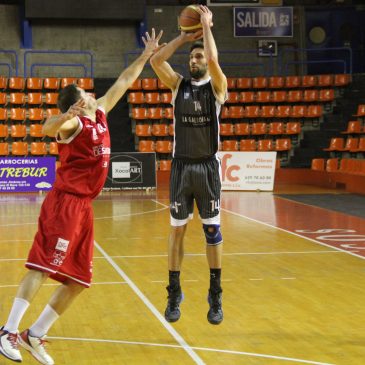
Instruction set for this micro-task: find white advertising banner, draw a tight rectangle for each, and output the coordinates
[218,151,277,191]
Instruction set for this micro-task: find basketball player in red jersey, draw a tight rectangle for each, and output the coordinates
[0,29,163,365]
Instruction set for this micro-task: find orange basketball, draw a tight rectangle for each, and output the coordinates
[178,5,202,33]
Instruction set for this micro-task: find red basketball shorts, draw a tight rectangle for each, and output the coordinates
[26,188,94,288]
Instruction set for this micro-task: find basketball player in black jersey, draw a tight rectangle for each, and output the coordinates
[150,5,227,324]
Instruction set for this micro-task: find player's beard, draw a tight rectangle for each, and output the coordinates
[190,65,207,80]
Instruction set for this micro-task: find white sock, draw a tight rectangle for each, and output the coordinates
[29,305,59,338]
[4,297,30,333]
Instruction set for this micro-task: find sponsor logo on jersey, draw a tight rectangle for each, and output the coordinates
[93,144,111,157]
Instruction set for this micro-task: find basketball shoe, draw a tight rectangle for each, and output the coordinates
[207,288,223,325]
[19,329,54,365]
[164,286,183,322]
[0,327,22,362]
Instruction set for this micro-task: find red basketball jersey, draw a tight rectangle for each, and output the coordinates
[54,107,110,198]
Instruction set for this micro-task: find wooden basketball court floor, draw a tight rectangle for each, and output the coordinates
[1,184,365,365]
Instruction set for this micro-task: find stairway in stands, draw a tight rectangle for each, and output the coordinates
[290,74,365,168]
[94,78,135,153]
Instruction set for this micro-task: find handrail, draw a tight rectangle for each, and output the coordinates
[0,63,12,78]
[284,59,347,75]
[30,63,88,77]
[279,47,352,75]
[24,50,94,77]
[0,50,18,76]
[124,49,274,76]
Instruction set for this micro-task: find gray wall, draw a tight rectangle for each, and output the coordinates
[0,4,306,78]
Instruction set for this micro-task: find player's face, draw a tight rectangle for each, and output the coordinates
[189,48,208,80]
[78,88,97,111]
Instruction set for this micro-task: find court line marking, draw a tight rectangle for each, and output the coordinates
[0,281,126,289]
[0,205,169,227]
[220,207,365,261]
[0,250,343,262]
[47,336,334,365]
[94,241,205,365]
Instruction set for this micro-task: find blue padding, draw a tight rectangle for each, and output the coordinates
[203,224,223,245]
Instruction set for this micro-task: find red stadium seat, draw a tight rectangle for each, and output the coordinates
[43,77,59,90]
[128,92,144,104]
[10,108,26,122]
[142,78,158,91]
[49,141,59,155]
[135,124,152,137]
[45,93,59,105]
[27,92,43,106]
[271,91,287,103]
[353,105,365,118]
[290,105,306,119]
[268,76,284,89]
[323,137,345,152]
[229,106,244,119]
[129,79,142,90]
[0,76,7,90]
[239,139,256,151]
[301,75,316,88]
[12,141,28,155]
[318,74,333,87]
[131,108,148,120]
[226,92,239,104]
[311,158,325,171]
[9,93,25,106]
[138,140,155,152]
[0,108,7,121]
[222,140,238,151]
[334,74,351,87]
[29,124,44,138]
[30,142,47,155]
[252,77,267,89]
[147,107,163,120]
[164,107,173,120]
[287,90,302,103]
[234,123,250,136]
[8,77,25,90]
[286,122,301,135]
[319,89,335,102]
[159,160,172,171]
[220,123,234,136]
[0,142,9,155]
[256,91,271,103]
[236,77,252,89]
[239,91,254,103]
[10,124,27,139]
[77,78,94,90]
[145,92,160,104]
[268,122,284,135]
[160,92,172,104]
[45,108,61,119]
[29,108,44,122]
[26,77,43,90]
[275,105,291,118]
[251,122,267,136]
[60,77,77,88]
[260,105,275,118]
[152,123,169,136]
[257,139,273,151]
[0,124,9,139]
[285,76,300,88]
[275,138,292,151]
[0,93,7,106]
[326,158,339,172]
[155,140,172,153]
[226,78,236,89]
[245,105,259,118]
[341,121,362,135]
[303,89,319,103]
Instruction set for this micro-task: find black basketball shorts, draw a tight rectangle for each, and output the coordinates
[169,157,221,226]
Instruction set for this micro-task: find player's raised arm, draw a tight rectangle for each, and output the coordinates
[196,5,227,103]
[150,30,202,91]
[42,98,86,138]
[97,28,163,114]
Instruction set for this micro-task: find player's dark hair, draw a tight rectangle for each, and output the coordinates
[57,84,81,113]
[190,41,204,53]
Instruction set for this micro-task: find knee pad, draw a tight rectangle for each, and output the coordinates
[203,224,223,245]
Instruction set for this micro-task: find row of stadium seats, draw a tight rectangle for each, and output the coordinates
[0,92,60,106]
[135,121,302,137]
[137,138,293,153]
[221,105,323,119]
[0,76,94,91]
[128,89,336,105]
[128,74,351,91]
[323,137,365,153]
[0,123,46,139]
[130,105,323,120]
[312,158,365,175]
[0,108,60,122]
[0,141,58,156]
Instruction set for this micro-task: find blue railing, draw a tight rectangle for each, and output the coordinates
[0,50,18,76]
[24,50,94,77]
[278,47,352,75]
[124,47,352,77]
[0,47,353,79]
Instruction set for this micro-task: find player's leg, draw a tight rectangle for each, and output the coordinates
[0,269,49,363]
[194,158,224,324]
[19,280,85,365]
[165,159,193,322]
[19,192,92,365]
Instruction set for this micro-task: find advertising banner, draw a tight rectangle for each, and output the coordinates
[0,157,56,192]
[218,151,277,191]
[104,152,156,189]
[234,7,293,37]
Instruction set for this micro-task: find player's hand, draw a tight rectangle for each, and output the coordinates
[196,5,213,28]
[142,28,165,58]
[180,29,203,42]
[64,98,86,120]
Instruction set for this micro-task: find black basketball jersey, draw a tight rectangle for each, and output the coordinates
[172,77,223,160]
